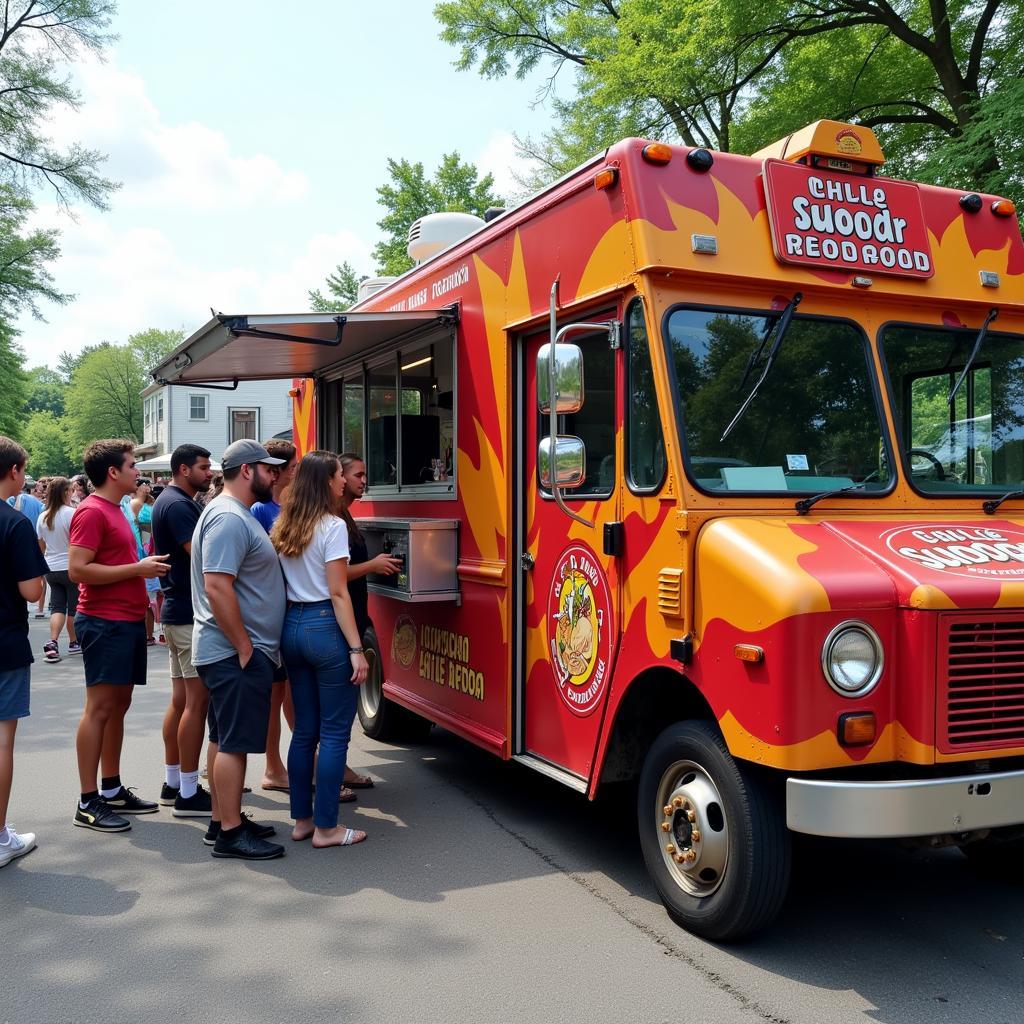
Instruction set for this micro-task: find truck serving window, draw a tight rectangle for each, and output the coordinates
[665,307,891,495]
[882,324,1024,495]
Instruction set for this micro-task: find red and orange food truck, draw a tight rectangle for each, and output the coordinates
[154,120,1024,939]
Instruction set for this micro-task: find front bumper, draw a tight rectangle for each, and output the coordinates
[786,768,1024,838]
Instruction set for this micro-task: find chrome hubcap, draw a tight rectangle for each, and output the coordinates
[359,647,381,719]
[655,759,729,897]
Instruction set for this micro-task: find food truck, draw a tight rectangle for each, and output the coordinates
[153,121,1024,939]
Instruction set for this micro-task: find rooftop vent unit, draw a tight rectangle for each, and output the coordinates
[407,212,485,264]
[356,276,397,303]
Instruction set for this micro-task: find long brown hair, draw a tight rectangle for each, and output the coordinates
[43,476,71,529]
[271,450,340,558]
[338,452,363,543]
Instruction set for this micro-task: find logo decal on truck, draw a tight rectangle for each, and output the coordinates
[548,544,613,716]
[392,615,418,668]
[884,525,1024,579]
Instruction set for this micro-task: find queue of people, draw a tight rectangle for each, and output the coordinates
[0,432,397,867]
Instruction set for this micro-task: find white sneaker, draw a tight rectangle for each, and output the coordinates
[0,826,36,867]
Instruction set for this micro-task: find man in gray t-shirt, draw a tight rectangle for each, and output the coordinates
[190,439,286,861]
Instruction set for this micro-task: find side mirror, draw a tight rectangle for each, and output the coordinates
[538,436,586,490]
[537,343,584,415]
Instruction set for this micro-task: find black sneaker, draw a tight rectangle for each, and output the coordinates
[159,783,179,806]
[172,785,212,818]
[203,813,277,846]
[103,787,159,815]
[73,797,131,833]
[211,828,284,860]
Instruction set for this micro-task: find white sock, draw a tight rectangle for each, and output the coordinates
[99,784,121,799]
[165,764,181,788]
[0,825,9,844]
[179,770,200,799]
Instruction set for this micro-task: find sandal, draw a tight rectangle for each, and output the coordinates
[339,786,357,804]
[312,826,366,848]
[343,771,375,789]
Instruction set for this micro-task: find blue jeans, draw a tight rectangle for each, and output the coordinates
[282,600,356,829]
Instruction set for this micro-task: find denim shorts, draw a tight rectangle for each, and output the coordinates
[198,649,274,754]
[75,614,147,687]
[0,666,30,720]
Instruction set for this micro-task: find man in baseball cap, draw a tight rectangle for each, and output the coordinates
[188,437,286,859]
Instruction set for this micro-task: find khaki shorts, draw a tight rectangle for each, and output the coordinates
[164,623,197,680]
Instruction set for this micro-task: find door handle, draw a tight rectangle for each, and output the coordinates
[520,551,535,572]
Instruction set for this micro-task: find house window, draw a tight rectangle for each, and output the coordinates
[229,408,258,443]
[144,399,152,428]
[189,394,208,421]
[157,396,164,423]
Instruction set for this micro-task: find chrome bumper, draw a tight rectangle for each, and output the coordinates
[786,768,1024,838]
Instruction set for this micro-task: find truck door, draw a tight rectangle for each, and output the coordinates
[518,319,622,784]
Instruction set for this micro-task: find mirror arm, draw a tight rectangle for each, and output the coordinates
[547,318,618,529]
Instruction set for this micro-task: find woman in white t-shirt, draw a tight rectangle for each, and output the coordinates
[271,451,369,848]
[35,477,80,663]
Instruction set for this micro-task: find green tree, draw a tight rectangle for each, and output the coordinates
[373,153,503,276]
[308,261,367,312]
[435,0,1024,203]
[57,341,110,384]
[128,326,184,377]
[63,343,146,454]
[0,322,28,439]
[0,186,70,319]
[23,410,74,475]
[0,0,119,209]
[24,365,66,417]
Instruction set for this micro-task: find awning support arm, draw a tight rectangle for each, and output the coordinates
[221,315,347,347]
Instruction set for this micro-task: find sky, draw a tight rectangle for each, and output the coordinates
[14,2,557,369]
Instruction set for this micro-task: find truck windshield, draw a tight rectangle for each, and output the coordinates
[881,324,1024,495]
[666,308,892,494]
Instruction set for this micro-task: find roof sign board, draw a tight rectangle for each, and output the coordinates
[762,159,933,279]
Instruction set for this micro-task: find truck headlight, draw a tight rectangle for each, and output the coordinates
[821,622,883,697]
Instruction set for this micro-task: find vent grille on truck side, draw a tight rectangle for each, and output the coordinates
[940,617,1024,751]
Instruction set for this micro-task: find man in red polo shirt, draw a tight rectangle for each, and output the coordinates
[69,440,170,833]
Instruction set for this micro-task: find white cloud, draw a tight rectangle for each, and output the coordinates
[17,207,372,367]
[44,56,308,209]
[476,131,540,201]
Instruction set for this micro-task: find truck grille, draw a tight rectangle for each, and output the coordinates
[940,617,1024,751]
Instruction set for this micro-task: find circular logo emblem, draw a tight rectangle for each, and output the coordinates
[391,615,417,668]
[835,128,863,155]
[547,544,613,716]
[883,524,1024,580]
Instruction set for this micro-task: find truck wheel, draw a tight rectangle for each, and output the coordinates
[961,836,1024,878]
[637,720,791,942]
[357,627,432,742]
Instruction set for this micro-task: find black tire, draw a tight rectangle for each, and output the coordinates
[637,720,791,942]
[961,835,1024,879]
[356,626,432,742]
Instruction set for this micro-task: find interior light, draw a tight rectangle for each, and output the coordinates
[992,199,1017,218]
[401,355,432,371]
[641,143,673,166]
[594,167,618,190]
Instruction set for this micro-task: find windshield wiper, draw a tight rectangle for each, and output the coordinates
[795,482,867,516]
[720,292,802,442]
[948,307,998,406]
[983,490,1024,515]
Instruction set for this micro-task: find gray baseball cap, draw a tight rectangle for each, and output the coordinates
[220,439,286,471]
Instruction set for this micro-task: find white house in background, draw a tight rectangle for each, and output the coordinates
[137,379,294,462]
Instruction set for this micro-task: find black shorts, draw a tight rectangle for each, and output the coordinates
[272,659,288,684]
[75,614,147,687]
[198,650,274,754]
[47,570,79,616]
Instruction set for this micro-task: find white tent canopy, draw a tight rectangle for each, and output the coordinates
[134,454,221,473]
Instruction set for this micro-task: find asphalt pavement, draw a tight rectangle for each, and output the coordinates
[1,616,1022,1024]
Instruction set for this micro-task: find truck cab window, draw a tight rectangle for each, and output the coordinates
[627,300,666,491]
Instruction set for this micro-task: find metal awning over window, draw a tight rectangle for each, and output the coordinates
[151,309,458,387]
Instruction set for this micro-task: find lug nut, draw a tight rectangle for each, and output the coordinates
[672,796,684,809]
[686,809,696,822]
[660,822,671,832]
[683,850,697,863]
[663,805,673,817]
[673,853,685,864]
[690,829,701,843]
[665,844,676,854]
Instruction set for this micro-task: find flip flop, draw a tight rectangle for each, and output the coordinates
[338,827,366,846]
[339,786,357,804]
[343,773,375,789]
[261,783,290,793]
